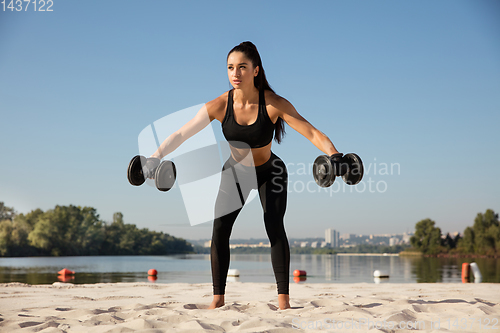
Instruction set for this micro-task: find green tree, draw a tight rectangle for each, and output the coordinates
[27,213,56,254]
[100,212,193,255]
[410,219,443,255]
[2,204,193,257]
[9,214,36,256]
[489,224,500,255]
[0,202,16,221]
[0,220,13,256]
[75,207,105,255]
[0,213,34,257]
[100,212,125,254]
[21,209,44,227]
[473,209,499,255]
[457,226,475,254]
[27,205,104,256]
[442,233,456,250]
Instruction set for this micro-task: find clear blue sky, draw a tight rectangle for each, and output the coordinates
[1,0,499,241]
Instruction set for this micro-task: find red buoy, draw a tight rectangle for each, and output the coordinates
[462,263,470,283]
[293,269,307,277]
[58,268,75,276]
[148,269,158,276]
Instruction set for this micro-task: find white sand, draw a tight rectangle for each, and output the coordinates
[1,282,499,332]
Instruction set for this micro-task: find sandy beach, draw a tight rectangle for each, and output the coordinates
[1,282,499,332]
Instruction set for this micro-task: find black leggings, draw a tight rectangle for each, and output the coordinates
[211,152,290,295]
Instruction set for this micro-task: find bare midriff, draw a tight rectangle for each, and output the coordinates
[229,141,272,167]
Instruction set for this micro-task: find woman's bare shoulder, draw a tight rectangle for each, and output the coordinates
[206,91,230,122]
[264,90,294,114]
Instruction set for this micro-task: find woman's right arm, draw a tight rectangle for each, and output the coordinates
[150,94,225,160]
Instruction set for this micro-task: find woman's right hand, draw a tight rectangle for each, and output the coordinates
[142,157,160,179]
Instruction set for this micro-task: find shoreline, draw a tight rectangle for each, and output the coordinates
[336,253,399,256]
[2,251,500,258]
[1,282,499,332]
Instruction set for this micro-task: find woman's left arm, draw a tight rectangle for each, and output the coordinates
[275,96,340,156]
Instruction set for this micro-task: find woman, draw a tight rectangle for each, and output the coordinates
[150,41,341,310]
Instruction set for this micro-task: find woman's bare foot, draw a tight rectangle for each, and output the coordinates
[278,294,290,310]
[208,295,225,309]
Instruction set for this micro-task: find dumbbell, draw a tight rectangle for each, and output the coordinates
[312,153,364,187]
[127,155,176,192]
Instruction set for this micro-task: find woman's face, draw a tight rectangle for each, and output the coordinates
[227,51,259,90]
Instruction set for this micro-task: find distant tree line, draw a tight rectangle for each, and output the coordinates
[290,247,337,255]
[410,209,499,256]
[335,243,409,254]
[0,202,193,257]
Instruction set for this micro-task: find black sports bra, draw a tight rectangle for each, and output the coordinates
[222,89,275,149]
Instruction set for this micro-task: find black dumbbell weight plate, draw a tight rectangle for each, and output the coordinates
[155,160,177,192]
[342,153,364,185]
[127,155,147,186]
[313,155,336,187]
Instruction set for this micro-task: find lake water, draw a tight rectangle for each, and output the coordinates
[0,254,498,285]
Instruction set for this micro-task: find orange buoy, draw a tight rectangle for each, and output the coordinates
[461,263,470,283]
[58,268,75,276]
[293,269,306,277]
[148,269,158,276]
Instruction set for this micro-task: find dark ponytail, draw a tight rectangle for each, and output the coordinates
[227,41,286,144]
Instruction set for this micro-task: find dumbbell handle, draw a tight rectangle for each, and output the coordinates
[142,157,160,179]
[330,153,349,177]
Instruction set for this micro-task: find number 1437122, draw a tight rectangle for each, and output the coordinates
[2,0,53,11]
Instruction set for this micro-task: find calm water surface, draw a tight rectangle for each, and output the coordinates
[0,254,498,285]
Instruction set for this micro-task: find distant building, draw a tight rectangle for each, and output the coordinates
[340,233,355,240]
[300,242,309,248]
[389,237,398,246]
[311,241,319,248]
[401,233,412,244]
[229,242,270,249]
[204,240,212,248]
[325,228,339,248]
